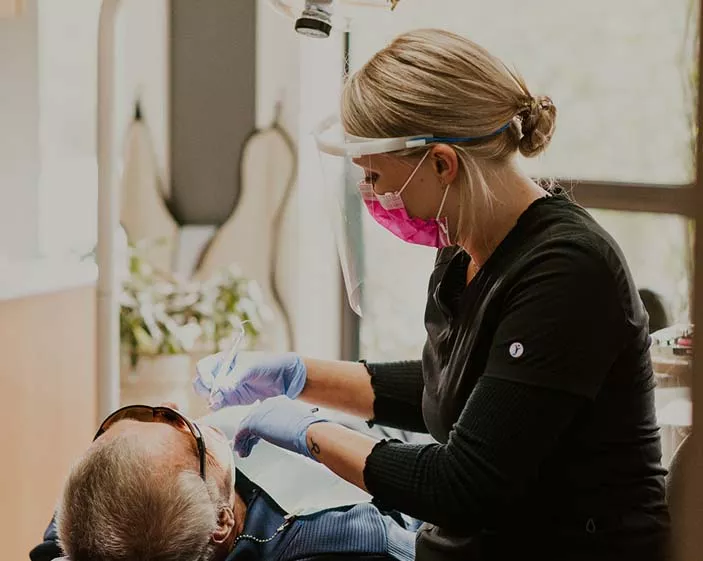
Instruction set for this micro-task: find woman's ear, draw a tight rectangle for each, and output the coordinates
[431,144,459,185]
[212,506,236,544]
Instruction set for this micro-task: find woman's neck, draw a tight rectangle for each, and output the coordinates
[459,164,548,267]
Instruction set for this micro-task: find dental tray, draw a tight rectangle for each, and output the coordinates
[650,324,694,358]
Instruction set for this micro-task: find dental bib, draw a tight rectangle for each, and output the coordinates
[202,405,371,516]
[199,351,371,515]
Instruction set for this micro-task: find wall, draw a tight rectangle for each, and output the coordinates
[115,0,170,192]
[256,0,344,359]
[0,0,25,18]
[35,0,344,358]
[0,2,166,555]
[0,0,39,260]
[37,0,169,258]
[0,9,345,561]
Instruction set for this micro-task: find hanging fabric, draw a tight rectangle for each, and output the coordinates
[120,101,179,273]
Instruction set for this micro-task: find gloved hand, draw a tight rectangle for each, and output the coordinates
[233,397,328,460]
[193,352,307,410]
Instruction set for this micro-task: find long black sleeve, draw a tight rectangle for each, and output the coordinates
[363,376,586,531]
[363,360,428,433]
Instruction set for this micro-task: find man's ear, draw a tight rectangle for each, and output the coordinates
[212,506,236,544]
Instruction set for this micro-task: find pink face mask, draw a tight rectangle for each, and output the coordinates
[358,151,451,248]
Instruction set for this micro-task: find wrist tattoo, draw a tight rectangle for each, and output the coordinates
[310,438,321,455]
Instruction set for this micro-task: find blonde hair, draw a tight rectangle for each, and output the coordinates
[341,28,557,244]
[56,432,222,561]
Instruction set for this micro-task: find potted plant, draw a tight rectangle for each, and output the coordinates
[119,241,267,415]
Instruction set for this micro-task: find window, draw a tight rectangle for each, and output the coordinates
[588,210,692,324]
[348,0,696,361]
[350,0,695,185]
[359,210,693,362]
[360,217,435,361]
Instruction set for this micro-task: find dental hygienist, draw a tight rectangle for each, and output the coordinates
[196,29,670,561]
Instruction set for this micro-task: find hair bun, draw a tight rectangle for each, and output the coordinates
[519,96,556,158]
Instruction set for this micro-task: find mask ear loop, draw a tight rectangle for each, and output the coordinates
[435,184,450,221]
[435,184,452,241]
[360,155,375,191]
[396,149,431,196]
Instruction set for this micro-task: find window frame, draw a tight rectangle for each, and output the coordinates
[567,181,694,216]
[683,0,703,557]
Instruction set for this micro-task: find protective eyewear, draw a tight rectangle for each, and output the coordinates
[94,405,207,481]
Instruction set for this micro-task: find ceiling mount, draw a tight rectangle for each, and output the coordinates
[268,0,401,38]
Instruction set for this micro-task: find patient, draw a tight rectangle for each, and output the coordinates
[30,404,415,561]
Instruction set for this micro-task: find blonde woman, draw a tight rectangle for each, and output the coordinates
[197,29,670,561]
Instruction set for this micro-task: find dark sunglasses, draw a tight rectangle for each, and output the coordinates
[94,405,207,480]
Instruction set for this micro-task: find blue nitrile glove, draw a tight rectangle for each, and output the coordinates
[233,397,328,461]
[193,352,307,410]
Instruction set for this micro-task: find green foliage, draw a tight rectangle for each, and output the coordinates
[119,242,267,368]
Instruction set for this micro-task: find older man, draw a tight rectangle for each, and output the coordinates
[30,403,415,561]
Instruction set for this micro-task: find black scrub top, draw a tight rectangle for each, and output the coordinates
[363,190,671,561]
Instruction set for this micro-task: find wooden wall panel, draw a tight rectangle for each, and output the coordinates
[0,286,96,560]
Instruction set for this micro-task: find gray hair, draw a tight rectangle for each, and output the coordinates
[56,432,220,561]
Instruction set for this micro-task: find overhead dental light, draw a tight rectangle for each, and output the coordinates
[268,0,401,39]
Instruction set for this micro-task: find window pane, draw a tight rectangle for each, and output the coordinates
[587,209,691,325]
[349,0,695,184]
[359,214,435,361]
[359,209,692,361]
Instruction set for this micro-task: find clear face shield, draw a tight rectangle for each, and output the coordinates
[314,116,514,316]
[313,116,436,317]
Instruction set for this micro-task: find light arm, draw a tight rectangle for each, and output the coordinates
[97,0,123,422]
